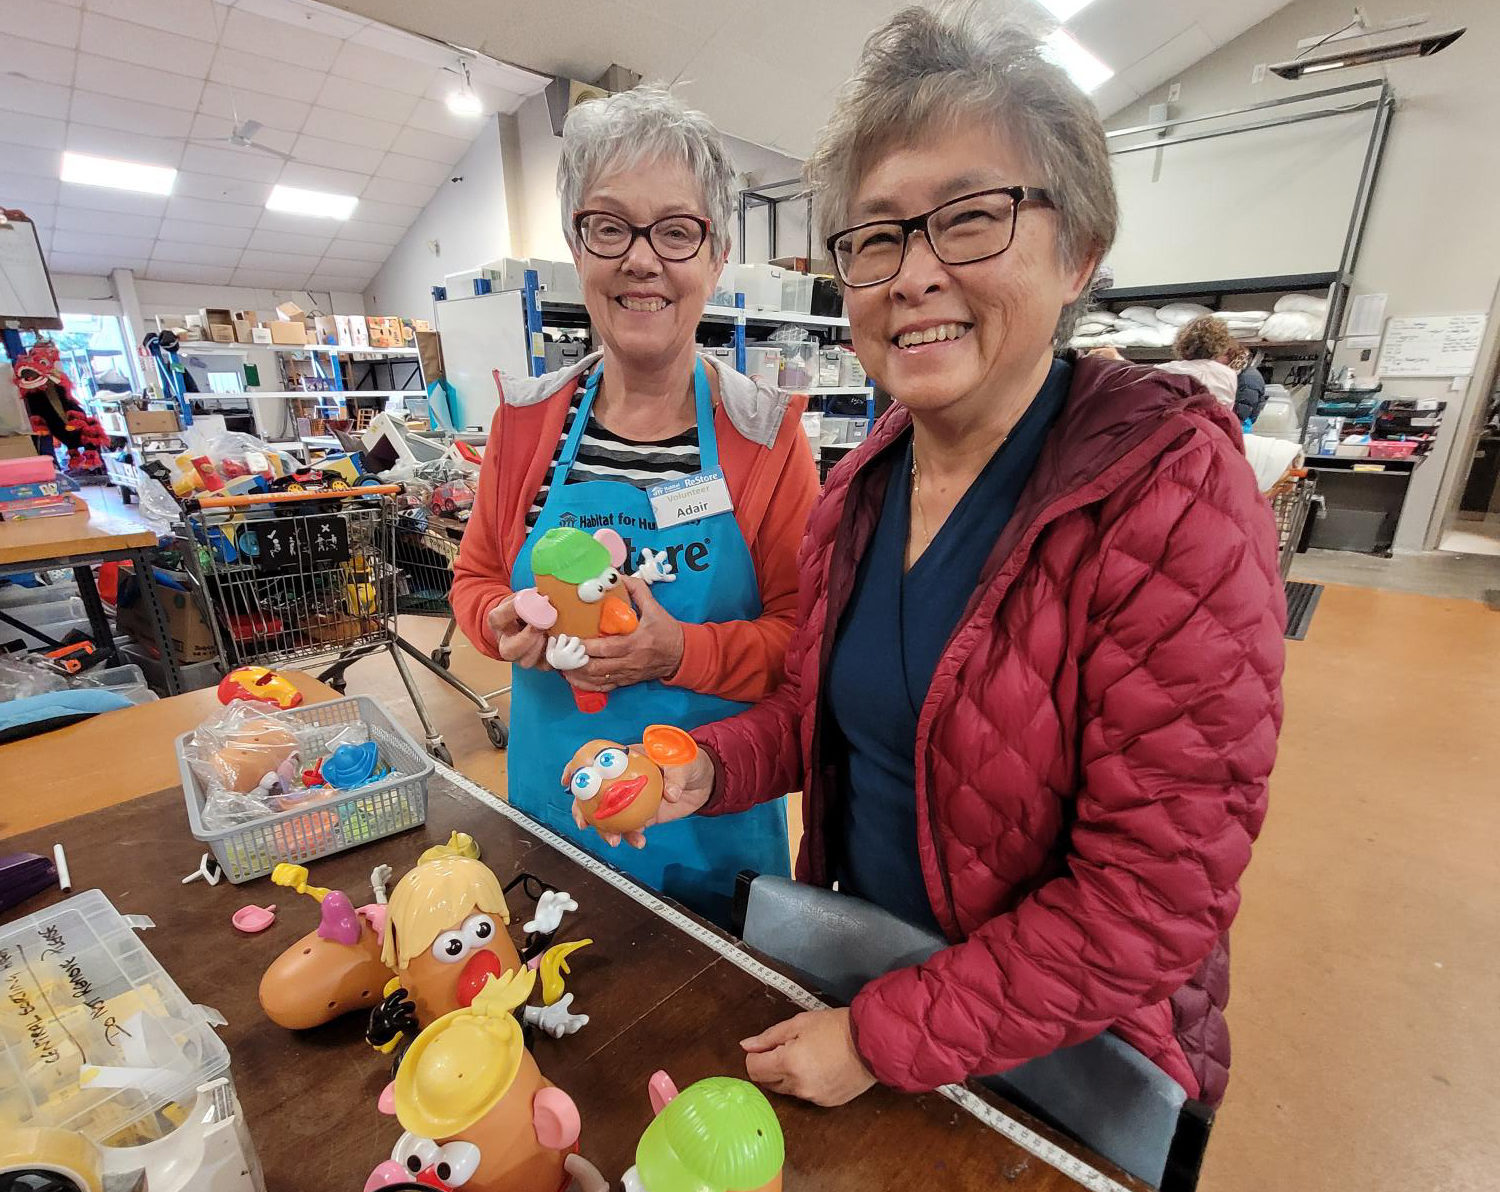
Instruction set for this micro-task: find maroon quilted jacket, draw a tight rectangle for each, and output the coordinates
[696,354,1284,1106]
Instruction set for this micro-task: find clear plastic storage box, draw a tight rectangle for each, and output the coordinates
[0,889,231,1146]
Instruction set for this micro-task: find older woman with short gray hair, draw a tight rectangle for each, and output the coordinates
[452,85,818,926]
[641,5,1286,1114]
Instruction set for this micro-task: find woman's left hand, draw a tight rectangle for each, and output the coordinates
[568,575,685,693]
[740,1008,878,1107]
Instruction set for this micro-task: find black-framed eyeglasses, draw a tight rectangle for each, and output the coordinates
[572,210,711,262]
[826,186,1055,288]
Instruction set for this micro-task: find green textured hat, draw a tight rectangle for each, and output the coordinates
[636,1077,784,1192]
[531,526,610,584]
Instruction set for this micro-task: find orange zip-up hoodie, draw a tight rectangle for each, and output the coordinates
[451,353,819,704]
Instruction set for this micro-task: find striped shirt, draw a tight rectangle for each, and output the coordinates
[524,381,701,530]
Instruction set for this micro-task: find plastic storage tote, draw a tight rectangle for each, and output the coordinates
[0,889,232,1146]
[176,694,432,883]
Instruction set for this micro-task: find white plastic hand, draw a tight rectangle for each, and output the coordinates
[634,548,676,585]
[523,993,588,1038]
[545,634,589,671]
[524,890,577,935]
[563,1153,610,1192]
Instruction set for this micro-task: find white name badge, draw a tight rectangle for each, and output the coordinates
[647,467,734,529]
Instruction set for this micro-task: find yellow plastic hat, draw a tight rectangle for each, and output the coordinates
[395,966,536,1139]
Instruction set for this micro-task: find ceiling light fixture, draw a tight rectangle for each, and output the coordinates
[446,61,483,117]
[1042,29,1114,93]
[60,151,176,195]
[1037,0,1098,21]
[1268,26,1465,79]
[265,184,358,220]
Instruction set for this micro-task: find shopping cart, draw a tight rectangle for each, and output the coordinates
[180,486,502,763]
[1269,468,1316,580]
[391,506,509,749]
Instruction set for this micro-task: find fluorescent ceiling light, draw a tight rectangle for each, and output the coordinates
[446,88,483,117]
[1037,0,1098,20]
[1269,27,1465,79]
[60,151,175,195]
[265,184,359,220]
[1042,29,1114,93]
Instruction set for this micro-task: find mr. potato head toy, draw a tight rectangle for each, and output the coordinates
[367,836,591,1060]
[365,968,608,1192]
[512,526,674,713]
[564,726,700,838]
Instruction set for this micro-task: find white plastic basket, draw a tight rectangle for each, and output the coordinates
[176,695,432,883]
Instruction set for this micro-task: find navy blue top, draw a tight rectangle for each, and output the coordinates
[826,358,1072,930]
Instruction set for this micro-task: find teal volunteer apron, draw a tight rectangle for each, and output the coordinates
[507,360,791,925]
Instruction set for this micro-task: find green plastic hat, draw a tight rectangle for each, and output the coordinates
[636,1077,784,1192]
[531,527,610,584]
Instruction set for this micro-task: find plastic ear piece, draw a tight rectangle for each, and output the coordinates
[649,1070,679,1115]
[513,587,559,630]
[593,527,628,566]
[533,1086,582,1150]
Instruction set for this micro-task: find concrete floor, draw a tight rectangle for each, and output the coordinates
[330,577,1500,1192]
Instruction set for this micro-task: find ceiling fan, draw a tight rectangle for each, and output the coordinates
[190,117,296,161]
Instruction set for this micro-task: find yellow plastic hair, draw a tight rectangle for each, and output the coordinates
[417,831,480,866]
[382,850,510,971]
[539,939,592,1006]
[271,863,329,903]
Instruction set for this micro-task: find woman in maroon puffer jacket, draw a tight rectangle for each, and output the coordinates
[615,8,1285,1109]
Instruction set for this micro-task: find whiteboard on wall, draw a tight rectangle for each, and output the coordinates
[1104,107,1374,289]
[434,290,528,429]
[1376,313,1488,377]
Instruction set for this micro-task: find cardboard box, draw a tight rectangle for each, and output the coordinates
[251,326,273,345]
[124,407,182,436]
[313,316,339,345]
[231,311,261,343]
[0,436,38,460]
[769,256,811,273]
[366,317,402,348]
[115,567,219,664]
[334,315,354,345]
[348,318,370,349]
[268,321,308,346]
[275,301,306,322]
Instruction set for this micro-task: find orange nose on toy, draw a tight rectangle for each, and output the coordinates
[456,948,505,1008]
[598,595,638,636]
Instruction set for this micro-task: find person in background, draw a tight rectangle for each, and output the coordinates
[450,85,818,926]
[1156,314,1242,410]
[1232,345,1269,426]
[629,4,1285,1110]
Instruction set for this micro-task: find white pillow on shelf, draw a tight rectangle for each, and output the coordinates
[1156,302,1215,326]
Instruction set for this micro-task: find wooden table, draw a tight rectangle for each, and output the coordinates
[0,669,338,837]
[1,767,1141,1192]
[0,497,181,693]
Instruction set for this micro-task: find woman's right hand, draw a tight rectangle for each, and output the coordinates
[488,594,550,670]
[570,748,717,849]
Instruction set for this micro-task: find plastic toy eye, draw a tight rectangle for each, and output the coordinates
[577,579,605,603]
[570,767,600,800]
[435,1141,481,1186]
[461,914,495,948]
[394,1133,440,1173]
[594,748,628,778]
[430,931,468,964]
[603,568,620,587]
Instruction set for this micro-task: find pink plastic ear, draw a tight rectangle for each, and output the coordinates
[364,1161,407,1191]
[594,528,627,567]
[358,903,388,944]
[513,587,558,630]
[648,1070,679,1115]
[377,1082,396,1116]
[533,1087,581,1150]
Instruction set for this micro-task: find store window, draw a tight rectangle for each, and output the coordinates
[48,314,137,400]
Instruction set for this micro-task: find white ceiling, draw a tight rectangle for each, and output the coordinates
[0,0,548,291]
[321,0,1296,156]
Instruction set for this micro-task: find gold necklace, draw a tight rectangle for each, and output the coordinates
[910,450,932,547]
